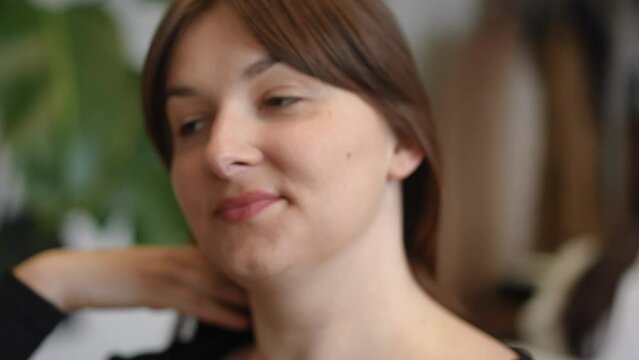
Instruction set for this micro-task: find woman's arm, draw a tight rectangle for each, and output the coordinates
[1,246,250,358]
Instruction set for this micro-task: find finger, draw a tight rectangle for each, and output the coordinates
[207,279,249,308]
[171,288,251,330]
[198,302,251,330]
[163,247,250,309]
[170,251,250,307]
[175,269,250,312]
[171,246,211,270]
[214,273,249,305]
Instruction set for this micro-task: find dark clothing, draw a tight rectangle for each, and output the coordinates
[0,271,66,360]
[0,272,532,360]
[511,347,534,360]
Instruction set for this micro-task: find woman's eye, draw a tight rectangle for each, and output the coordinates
[262,96,300,109]
[178,118,206,137]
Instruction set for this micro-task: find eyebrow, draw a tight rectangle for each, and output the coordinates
[165,86,200,98]
[242,57,278,80]
[165,57,279,99]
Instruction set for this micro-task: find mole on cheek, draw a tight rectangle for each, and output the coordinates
[347,152,352,159]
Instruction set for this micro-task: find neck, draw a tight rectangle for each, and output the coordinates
[244,184,436,359]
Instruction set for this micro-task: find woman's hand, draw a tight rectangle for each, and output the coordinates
[13,246,250,330]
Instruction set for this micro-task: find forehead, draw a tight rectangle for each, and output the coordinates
[167,3,267,86]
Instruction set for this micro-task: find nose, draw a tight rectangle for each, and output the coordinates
[204,105,263,179]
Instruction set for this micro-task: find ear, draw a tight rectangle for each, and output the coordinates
[388,137,423,181]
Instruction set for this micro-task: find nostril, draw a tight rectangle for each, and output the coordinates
[221,160,247,175]
[205,150,262,180]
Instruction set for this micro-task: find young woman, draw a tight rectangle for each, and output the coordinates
[2,0,533,359]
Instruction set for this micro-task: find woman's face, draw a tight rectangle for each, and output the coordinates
[166,4,420,282]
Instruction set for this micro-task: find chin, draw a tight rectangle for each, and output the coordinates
[209,234,293,285]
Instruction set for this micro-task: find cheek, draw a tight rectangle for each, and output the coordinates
[271,105,391,200]
[269,112,391,235]
[170,157,204,224]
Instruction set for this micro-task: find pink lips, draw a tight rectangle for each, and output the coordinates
[215,190,281,223]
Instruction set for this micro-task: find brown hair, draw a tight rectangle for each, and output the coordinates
[142,0,441,281]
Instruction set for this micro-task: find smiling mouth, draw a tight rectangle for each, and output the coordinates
[215,191,282,223]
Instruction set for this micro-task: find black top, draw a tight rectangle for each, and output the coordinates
[0,272,533,360]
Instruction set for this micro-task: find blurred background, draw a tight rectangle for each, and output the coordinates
[1,0,638,359]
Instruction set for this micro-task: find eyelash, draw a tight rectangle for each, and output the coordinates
[174,95,301,137]
[178,117,206,137]
[261,96,301,109]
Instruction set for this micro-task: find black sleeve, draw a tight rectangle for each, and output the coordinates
[0,271,66,360]
[511,347,535,360]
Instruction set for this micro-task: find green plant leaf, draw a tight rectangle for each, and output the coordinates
[0,1,186,245]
